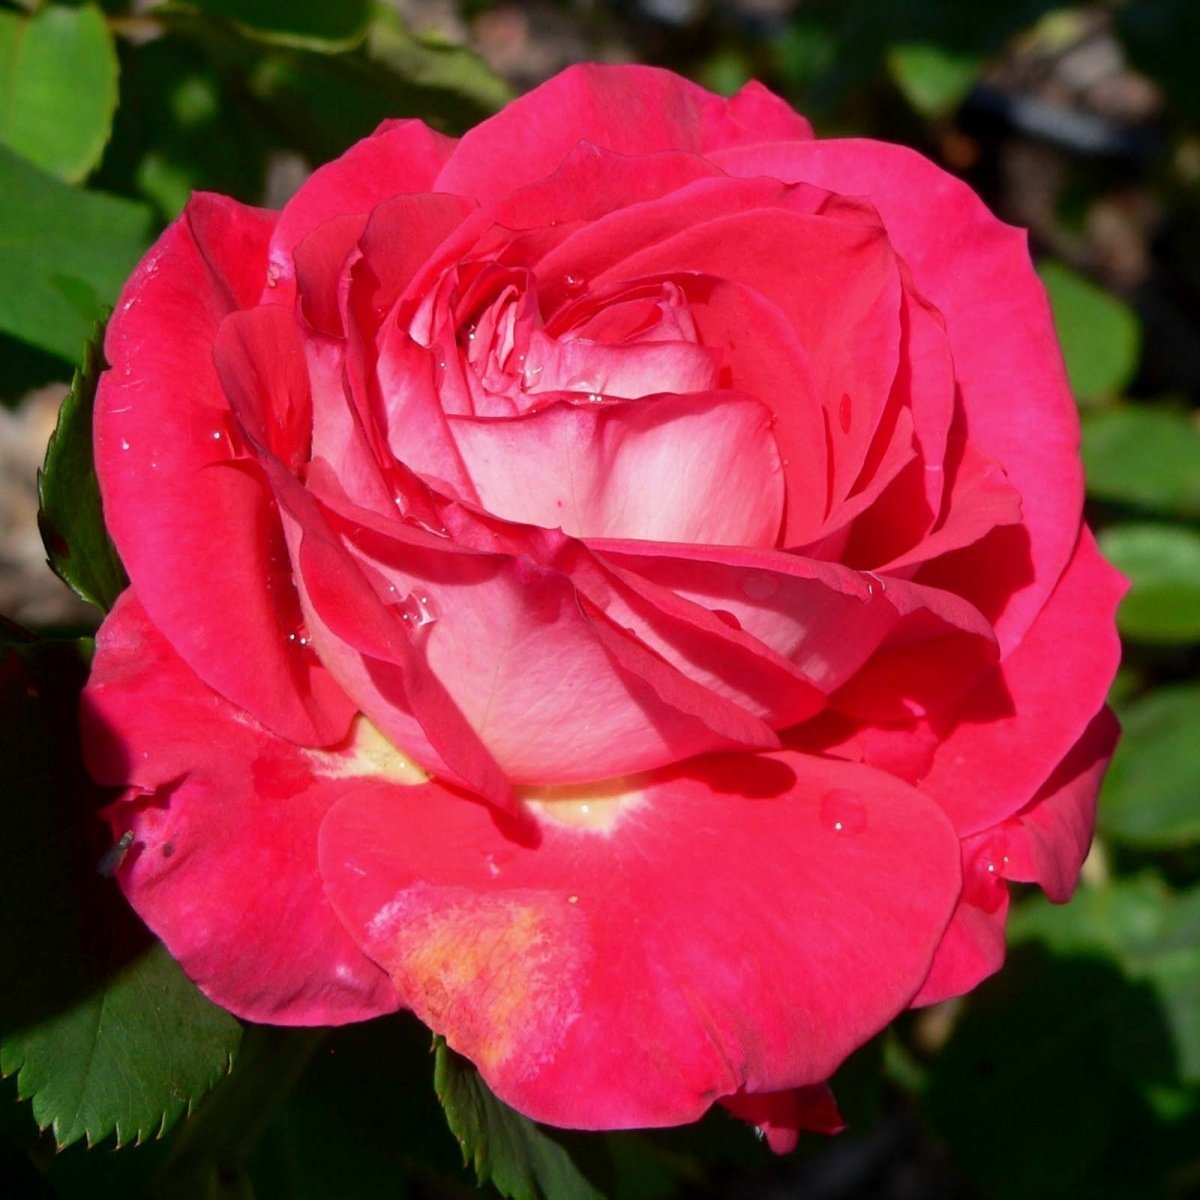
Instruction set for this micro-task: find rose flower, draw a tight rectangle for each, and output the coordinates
[83,65,1123,1149]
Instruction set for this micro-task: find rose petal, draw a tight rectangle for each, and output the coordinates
[720,1085,846,1153]
[435,64,811,202]
[876,437,1025,573]
[83,592,400,1025]
[909,838,1010,1007]
[261,460,516,812]
[96,193,353,747]
[558,541,826,728]
[919,529,1125,834]
[519,327,720,400]
[319,751,960,1129]
[713,136,1083,653]
[911,709,1116,1007]
[595,540,994,714]
[322,505,782,783]
[447,391,784,545]
[995,707,1119,901]
[577,199,903,517]
[267,120,456,302]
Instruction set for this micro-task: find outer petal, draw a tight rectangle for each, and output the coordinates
[911,708,1118,1006]
[993,707,1119,902]
[919,530,1125,834]
[435,64,811,201]
[720,1086,845,1153]
[319,752,961,1129]
[712,136,1083,652]
[266,120,456,302]
[909,841,1010,1007]
[82,592,400,1025]
[96,193,353,747]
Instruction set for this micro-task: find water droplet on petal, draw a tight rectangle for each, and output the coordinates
[266,262,281,288]
[563,273,584,291]
[287,624,312,649]
[820,789,867,835]
[397,590,440,633]
[741,571,780,601]
[120,438,131,451]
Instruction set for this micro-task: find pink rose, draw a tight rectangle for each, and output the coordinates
[84,65,1123,1147]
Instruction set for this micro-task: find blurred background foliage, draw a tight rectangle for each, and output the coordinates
[0,1,1198,1197]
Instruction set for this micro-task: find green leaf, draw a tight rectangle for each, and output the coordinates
[1098,522,1200,644]
[0,3,119,183]
[0,144,153,361]
[1038,260,1141,405]
[364,6,512,117]
[886,42,981,118]
[38,320,128,613]
[159,0,373,50]
[0,636,242,1150]
[1100,685,1200,848]
[1082,405,1200,517]
[93,31,271,222]
[433,1038,604,1200]
[244,8,510,164]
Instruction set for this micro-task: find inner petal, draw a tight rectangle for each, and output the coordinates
[447,391,785,545]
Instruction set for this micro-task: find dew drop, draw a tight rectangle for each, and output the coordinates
[567,895,580,904]
[820,789,867,835]
[397,590,440,633]
[287,625,312,649]
[741,571,780,601]
[563,273,584,291]
[120,438,131,451]
[266,262,281,288]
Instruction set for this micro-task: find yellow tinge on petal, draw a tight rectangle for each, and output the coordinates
[309,715,429,785]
